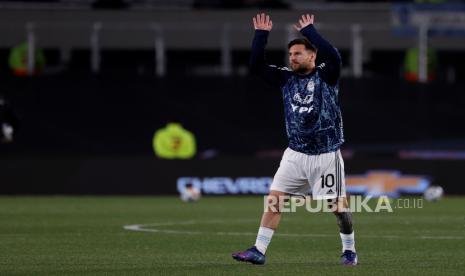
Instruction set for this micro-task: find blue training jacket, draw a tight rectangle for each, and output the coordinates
[250,24,344,155]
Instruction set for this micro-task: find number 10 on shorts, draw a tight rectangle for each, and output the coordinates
[321,174,335,188]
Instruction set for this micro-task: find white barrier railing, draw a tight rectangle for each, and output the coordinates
[21,21,432,80]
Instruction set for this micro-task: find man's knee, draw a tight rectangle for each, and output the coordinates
[327,197,348,212]
[265,191,287,213]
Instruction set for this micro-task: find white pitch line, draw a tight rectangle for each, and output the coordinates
[123,220,465,240]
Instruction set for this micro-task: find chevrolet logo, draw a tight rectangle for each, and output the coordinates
[346,171,430,198]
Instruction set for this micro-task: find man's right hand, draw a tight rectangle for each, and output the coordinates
[253,13,273,31]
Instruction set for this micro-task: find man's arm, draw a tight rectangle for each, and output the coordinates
[250,13,288,87]
[294,14,341,85]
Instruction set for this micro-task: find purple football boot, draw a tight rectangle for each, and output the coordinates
[232,246,266,265]
[340,250,358,266]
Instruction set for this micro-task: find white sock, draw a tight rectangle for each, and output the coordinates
[340,232,356,252]
[254,227,274,255]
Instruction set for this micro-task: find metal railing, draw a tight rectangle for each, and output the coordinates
[22,21,433,82]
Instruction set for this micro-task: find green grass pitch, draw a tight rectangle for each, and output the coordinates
[1,196,464,275]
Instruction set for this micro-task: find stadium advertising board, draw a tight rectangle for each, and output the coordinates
[177,171,430,198]
[392,3,465,36]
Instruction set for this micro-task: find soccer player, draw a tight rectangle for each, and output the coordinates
[232,13,357,266]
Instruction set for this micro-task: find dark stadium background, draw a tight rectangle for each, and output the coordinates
[1,2,465,276]
[0,0,464,195]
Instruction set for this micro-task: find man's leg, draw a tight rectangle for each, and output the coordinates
[254,190,286,254]
[233,147,303,264]
[232,190,286,264]
[331,197,357,265]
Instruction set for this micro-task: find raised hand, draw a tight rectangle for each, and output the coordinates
[253,13,273,31]
[294,14,314,31]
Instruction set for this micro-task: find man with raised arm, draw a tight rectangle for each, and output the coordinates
[232,13,357,266]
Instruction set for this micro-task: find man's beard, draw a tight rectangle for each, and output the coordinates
[291,63,311,74]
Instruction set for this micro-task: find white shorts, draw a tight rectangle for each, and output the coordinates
[270,148,346,199]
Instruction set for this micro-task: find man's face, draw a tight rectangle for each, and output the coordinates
[288,44,316,74]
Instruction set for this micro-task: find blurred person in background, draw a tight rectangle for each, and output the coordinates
[403,47,438,83]
[232,13,357,266]
[0,94,18,143]
[8,42,46,76]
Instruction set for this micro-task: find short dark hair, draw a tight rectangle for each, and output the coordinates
[287,38,317,52]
